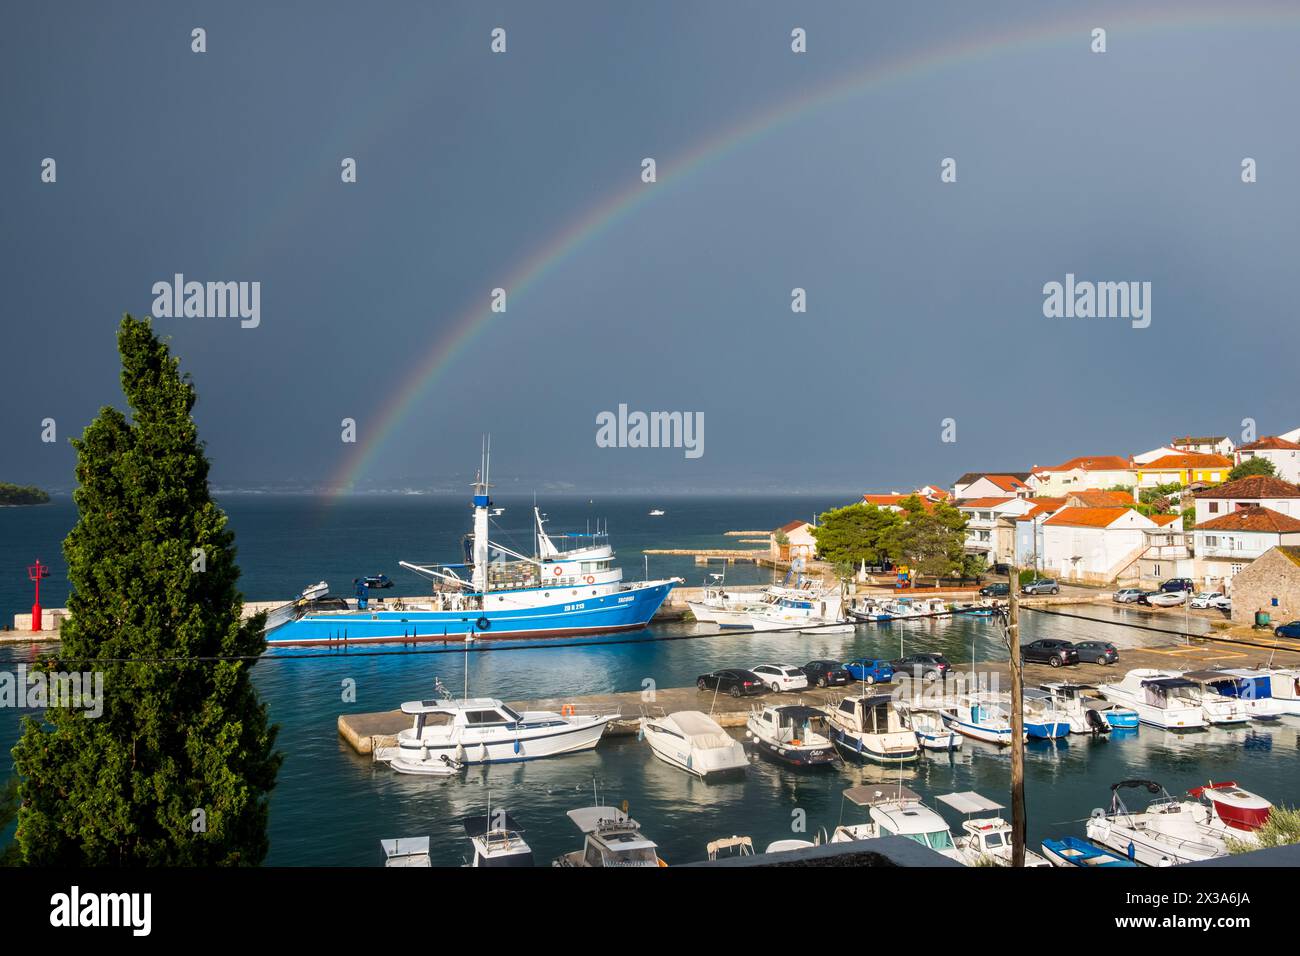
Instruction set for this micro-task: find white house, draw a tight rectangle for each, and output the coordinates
[1040,506,1158,585]
[1234,436,1300,484]
[1030,456,1135,497]
[1170,435,1236,457]
[952,472,1031,500]
[1193,506,1300,592]
[955,497,1035,565]
[1192,475,1300,525]
[771,520,817,564]
[1132,445,1181,465]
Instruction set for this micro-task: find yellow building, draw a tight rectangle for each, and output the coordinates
[1135,453,1232,490]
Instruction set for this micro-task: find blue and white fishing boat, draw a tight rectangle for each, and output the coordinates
[265,451,680,645]
[1040,836,1138,868]
[1022,687,1072,740]
[941,693,1025,746]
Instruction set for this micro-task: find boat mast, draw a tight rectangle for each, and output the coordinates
[471,437,492,594]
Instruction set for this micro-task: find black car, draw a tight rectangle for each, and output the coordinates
[801,660,852,688]
[696,669,765,697]
[890,653,951,682]
[979,582,1010,597]
[1159,578,1194,594]
[1072,640,1118,665]
[1020,639,1079,667]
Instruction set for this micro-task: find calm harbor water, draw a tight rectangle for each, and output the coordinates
[2,495,1296,865]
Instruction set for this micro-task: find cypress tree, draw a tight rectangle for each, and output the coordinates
[11,315,280,865]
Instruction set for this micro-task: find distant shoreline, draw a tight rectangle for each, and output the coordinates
[0,483,51,506]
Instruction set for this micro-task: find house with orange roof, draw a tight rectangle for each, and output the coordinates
[861,492,937,513]
[1040,506,1160,585]
[1193,507,1300,592]
[1134,452,1232,490]
[1191,474,1300,525]
[952,472,1032,499]
[1234,436,1300,484]
[1170,435,1235,457]
[1029,456,1135,497]
[770,519,817,563]
[1065,489,1136,508]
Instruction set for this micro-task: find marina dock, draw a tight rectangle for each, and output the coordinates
[337,634,1300,756]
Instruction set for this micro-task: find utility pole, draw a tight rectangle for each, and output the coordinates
[1006,561,1026,867]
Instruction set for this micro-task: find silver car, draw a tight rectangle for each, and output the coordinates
[1113,588,1144,603]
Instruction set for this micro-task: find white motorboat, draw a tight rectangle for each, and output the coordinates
[686,574,766,624]
[640,710,749,778]
[299,580,329,601]
[936,792,1050,867]
[1189,781,1273,842]
[849,602,893,622]
[1247,666,1300,715]
[827,694,920,764]
[897,704,962,751]
[648,509,665,516]
[745,704,839,768]
[1221,668,1300,718]
[552,806,665,867]
[1037,682,1114,734]
[941,693,1024,746]
[1085,780,1228,866]
[374,693,617,772]
[380,836,431,867]
[746,592,845,632]
[462,807,534,867]
[1097,669,1206,730]
[764,839,818,854]
[829,784,964,863]
[1173,670,1259,725]
[1021,687,1073,739]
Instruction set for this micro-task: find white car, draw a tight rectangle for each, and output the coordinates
[1190,591,1223,609]
[750,664,809,693]
[1210,595,1231,611]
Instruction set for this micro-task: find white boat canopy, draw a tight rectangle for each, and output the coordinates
[844,784,921,807]
[566,806,630,834]
[937,791,1004,814]
[664,711,734,750]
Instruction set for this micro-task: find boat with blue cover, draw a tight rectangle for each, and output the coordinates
[265,451,680,645]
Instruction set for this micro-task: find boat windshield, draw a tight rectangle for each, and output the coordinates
[500,704,523,722]
[907,829,954,850]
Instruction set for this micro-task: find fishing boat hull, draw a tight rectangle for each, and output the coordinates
[1024,719,1071,740]
[1041,836,1138,868]
[265,579,675,645]
[828,726,919,764]
[748,735,839,769]
[377,714,615,768]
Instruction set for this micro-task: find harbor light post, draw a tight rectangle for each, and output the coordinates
[28,557,50,632]
[1005,562,1027,867]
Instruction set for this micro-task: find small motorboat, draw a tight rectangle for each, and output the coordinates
[1022,687,1072,740]
[829,785,964,863]
[827,694,920,764]
[1085,780,1228,866]
[898,705,962,751]
[373,690,617,772]
[299,580,329,602]
[764,839,818,854]
[1097,670,1206,730]
[1174,670,1253,726]
[1082,697,1139,730]
[745,704,839,768]
[362,573,394,590]
[1220,669,1298,718]
[648,509,666,516]
[849,603,893,622]
[552,805,665,867]
[462,807,534,867]
[1041,836,1137,868]
[941,693,1024,746]
[1189,781,1272,837]
[380,836,431,867]
[937,791,1050,867]
[640,710,749,778]
[1038,682,1114,734]
[956,603,997,617]
[800,621,855,634]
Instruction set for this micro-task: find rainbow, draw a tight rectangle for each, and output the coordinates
[326,4,1295,496]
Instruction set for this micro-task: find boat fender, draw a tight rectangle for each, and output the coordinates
[454,744,466,763]
[476,616,491,631]
[513,737,521,755]
[420,743,429,762]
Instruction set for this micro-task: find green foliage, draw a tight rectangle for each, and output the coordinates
[888,499,968,584]
[0,483,50,506]
[1182,508,1195,530]
[1018,568,1039,587]
[1228,457,1276,482]
[1225,805,1300,854]
[10,315,280,866]
[0,776,20,866]
[961,553,988,580]
[810,503,901,566]
[773,529,789,547]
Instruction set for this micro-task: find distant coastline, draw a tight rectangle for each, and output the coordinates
[0,483,51,506]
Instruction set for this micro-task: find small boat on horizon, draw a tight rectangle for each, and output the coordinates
[648,508,665,516]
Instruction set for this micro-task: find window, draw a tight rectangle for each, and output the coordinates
[1209,502,1220,514]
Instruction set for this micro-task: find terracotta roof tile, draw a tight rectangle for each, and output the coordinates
[1038,456,1132,473]
[955,497,1017,509]
[1195,506,1300,533]
[1193,475,1300,500]
[1142,453,1233,470]
[777,519,809,533]
[1150,514,1182,526]
[1042,506,1137,528]
[1238,436,1300,451]
[1068,490,1134,507]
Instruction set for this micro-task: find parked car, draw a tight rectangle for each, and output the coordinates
[697,669,765,697]
[990,563,1011,576]
[979,582,1010,597]
[889,653,951,682]
[1140,590,1186,607]
[1190,591,1224,609]
[1021,578,1060,595]
[1113,588,1144,604]
[750,663,809,693]
[844,658,895,685]
[1159,578,1195,594]
[1072,641,1119,665]
[1020,639,1079,667]
[800,659,852,688]
[1275,621,1300,639]
[1210,595,1231,612]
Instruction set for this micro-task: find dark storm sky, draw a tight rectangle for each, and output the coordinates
[2,1,1297,494]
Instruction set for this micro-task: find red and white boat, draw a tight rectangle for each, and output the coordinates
[1189,781,1272,839]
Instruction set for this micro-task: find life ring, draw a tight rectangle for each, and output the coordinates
[561,704,575,717]
[585,575,595,585]
[476,616,491,631]
[553,566,563,576]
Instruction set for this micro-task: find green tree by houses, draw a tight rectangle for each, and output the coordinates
[10,315,280,866]
[810,502,902,567]
[1228,456,1277,482]
[889,497,969,585]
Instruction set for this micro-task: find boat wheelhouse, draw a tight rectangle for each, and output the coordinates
[829,785,964,863]
[1174,670,1252,726]
[937,791,1050,867]
[462,809,533,867]
[827,694,920,764]
[745,704,838,768]
[1097,669,1205,730]
[1222,668,1300,717]
[552,806,665,868]
[941,693,1024,746]
[264,451,679,645]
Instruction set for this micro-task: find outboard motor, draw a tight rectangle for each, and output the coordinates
[1085,708,1110,735]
